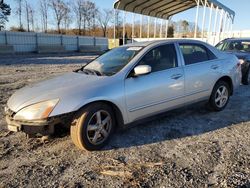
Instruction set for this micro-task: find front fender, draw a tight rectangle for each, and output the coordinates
[49,79,129,124]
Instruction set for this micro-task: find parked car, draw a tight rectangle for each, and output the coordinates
[216,38,250,85]
[5,39,241,151]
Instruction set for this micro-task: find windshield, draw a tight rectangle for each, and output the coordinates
[216,40,250,53]
[83,46,143,76]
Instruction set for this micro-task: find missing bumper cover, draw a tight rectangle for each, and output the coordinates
[5,111,74,136]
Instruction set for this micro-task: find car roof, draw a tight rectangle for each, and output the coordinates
[123,39,209,47]
[223,38,250,42]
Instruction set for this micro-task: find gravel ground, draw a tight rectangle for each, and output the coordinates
[0,54,249,188]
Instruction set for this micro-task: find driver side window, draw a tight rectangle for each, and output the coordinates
[138,44,178,73]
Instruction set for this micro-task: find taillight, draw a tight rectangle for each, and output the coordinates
[237,59,245,67]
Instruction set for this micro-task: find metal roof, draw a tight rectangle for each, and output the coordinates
[114,0,235,20]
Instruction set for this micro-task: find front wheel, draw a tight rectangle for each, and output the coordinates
[209,81,230,111]
[70,103,115,151]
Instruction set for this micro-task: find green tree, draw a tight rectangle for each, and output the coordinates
[0,1,11,30]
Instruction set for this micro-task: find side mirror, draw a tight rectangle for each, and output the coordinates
[133,65,152,76]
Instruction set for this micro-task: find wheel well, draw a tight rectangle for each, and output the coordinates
[216,76,233,95]
[78,100,124,129]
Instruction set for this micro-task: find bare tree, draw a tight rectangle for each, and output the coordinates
[25,0,33,32]
[39,0,49,33]
[29,6,35,31]
[97,9,112,37]
[15,0,23,29]
[80,1,96,35]
[49,0,68,34]
[72,0,84,35]
[86,2,98,36]
[181,20,189,34]
[63,3,71,33]
[114,10,122,38]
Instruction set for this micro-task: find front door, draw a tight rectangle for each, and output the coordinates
[125,44,185,122]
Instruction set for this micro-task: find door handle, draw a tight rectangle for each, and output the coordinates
[211,65,219,70]
[171,74,183,80]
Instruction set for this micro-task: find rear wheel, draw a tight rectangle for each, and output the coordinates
[242,66,250,85]
[209,81,230,111]
[70,103,115,151]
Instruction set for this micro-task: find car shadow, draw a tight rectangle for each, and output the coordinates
[102,91,250,150]
[50,85,250,151]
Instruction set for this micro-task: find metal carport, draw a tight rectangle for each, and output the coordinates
[113,0,235,44]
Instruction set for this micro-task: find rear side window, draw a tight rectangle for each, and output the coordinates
[179,44,216,65]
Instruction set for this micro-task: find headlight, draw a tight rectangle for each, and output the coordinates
[14,99,59,121]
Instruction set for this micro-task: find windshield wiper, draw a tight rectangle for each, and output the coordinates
[74,67,103,76]
[84,68,104,76]
[73,63,88,73]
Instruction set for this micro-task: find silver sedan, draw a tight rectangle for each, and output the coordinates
[5,39,241,150]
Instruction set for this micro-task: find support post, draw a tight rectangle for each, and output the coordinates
[77,36,79,51]
[123,11,126,45]
[213,6,219,45]
[154,18,157,38]
[165,19,169,38]
[218,9,224,41]
[201,0,207,39]
[207,3,213,42]
[194,0,200,38]
[93,37,96,46]
[61,35,63,46]
[222,12,228,39]
[36,33,38,51]
[226,17,230,38]
[160,19,163,38]
[5,31,7,45]
[147,16,150,39]
[132,13,135,43]
[230,19,233,38]
[140,15,142,38]
[113,9,116,47]
[213,6,219,33]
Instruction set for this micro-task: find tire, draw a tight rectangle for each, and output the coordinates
[70,103,115,151]
[209,81,230,111]
[242,66,250,85]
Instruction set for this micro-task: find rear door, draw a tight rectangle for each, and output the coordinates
[178,43,220,104]
[124,43,185,122]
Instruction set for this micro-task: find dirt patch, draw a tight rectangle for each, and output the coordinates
[0,54,249,187]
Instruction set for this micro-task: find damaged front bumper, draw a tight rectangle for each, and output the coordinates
[5,106,73,136]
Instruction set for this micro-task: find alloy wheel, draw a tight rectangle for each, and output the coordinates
[86,110,112,145]
[215,86,229,108]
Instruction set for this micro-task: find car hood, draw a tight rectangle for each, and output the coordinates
[7,72,106,112]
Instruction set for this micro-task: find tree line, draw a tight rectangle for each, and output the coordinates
[10,0,113,37]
